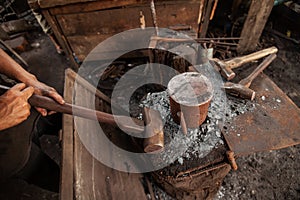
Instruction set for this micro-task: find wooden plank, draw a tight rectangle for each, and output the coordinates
[72,82,147,199]
[237,0,274,53]
[199,0,214,38]
[56,2,199,37]
[65,28,153,61]
[39,0,96,9]
[41,10,79,67]
[62,68,148,199]
[48,0,196,15]
[66,35,111,60]
[73,128,148,199]
[49,0,148,15]
[65,68,128,115]
[60,69,75,200]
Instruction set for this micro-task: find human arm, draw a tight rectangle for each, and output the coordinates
[0,48,64,116]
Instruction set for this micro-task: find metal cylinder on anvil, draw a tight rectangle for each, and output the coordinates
[167,72,213,129]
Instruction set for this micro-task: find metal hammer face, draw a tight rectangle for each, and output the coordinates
[142,107,164,153]
[212,58,236,80]
[224,82,256,100]
[223,53,277,100]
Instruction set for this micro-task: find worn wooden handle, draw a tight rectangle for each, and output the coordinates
[239,53,277,88]
[29,94,145,134]
[226,46,278,69]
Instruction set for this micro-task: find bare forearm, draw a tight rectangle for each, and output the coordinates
[0,48,37,84]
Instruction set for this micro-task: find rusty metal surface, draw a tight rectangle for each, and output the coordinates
[223,73,300,156]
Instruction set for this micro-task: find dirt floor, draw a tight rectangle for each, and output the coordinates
[0,26,299,199]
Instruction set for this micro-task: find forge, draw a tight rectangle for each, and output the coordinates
[62,31,300,199]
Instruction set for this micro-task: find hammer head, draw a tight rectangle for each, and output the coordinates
[142,107,164,153]
[212,58,236,80]
[224,82,256,101]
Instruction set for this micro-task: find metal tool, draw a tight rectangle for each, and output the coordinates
[224,53,277,100]
[143,107,164,153]
[0,84,144,133]
[0,84,166,153]
[0,84,145,131]
[213,46,278,80]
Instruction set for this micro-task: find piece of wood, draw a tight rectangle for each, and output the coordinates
[199,0,214,38]
[65,29,151,61]
[197,0,206,25]
[47,0,192,15]
[26,92,145,134]
[209,0,218,20]
[42,1,199,66]
[41,10,78,67]
[56,3,199,37]
[39,0,96,9]
[73,128,148,199]
[237,0,274,53]
[65,68,127,115]
[238,54,276,88]
[226,46,278,69]
[60,70,75,200]
[62,68,149,199]
[72,81,147,199]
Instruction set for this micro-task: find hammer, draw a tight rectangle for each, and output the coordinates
[212,46,278,80]
[142,107,164,153]
[0,85,164,153]
[224,53,277,100]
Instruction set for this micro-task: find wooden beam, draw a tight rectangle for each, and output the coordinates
[60,69,75,200]
[237,0,274,54]
[199,0,214,38]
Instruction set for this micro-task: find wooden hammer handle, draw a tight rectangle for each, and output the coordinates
[0,84,144,133]
[239,53,277,88]
[30,94,144,134]
[226,46,278,69]
[29,94,115,123]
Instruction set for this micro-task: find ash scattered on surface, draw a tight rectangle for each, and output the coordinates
[224,96,257,123]
[140,90,224,166]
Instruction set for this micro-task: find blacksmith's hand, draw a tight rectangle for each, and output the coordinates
[0,83,34,130]
[24,77,65,116]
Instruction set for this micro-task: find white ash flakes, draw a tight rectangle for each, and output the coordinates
[225,96,256,120]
